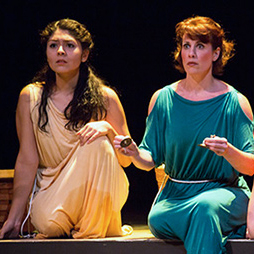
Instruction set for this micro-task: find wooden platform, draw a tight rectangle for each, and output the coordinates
[0,170,14,228]
[1,225,254,254]
[1,169,254,253]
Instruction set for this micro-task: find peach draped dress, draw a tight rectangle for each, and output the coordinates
[28,83,131,238]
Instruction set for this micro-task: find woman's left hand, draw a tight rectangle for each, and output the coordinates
[76,120,111,145]
[203,135,229,156]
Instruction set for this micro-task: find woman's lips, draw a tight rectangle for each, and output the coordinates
[56,59,67,63]
[187,61,198,66]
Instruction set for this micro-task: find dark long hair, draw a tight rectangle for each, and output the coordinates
[33,18,107,132]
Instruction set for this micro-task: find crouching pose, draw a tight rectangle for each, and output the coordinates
[0,18,132,239]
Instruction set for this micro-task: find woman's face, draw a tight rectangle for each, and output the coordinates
[46,28,88,77]
[181,33,220,77]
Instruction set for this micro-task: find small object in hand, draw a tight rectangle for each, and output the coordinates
[120,137,132,147]
[198,134,216,148]
[198,143,208,148]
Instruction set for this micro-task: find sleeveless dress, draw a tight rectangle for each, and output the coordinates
[28,83,131,238]
[139,83,254,254]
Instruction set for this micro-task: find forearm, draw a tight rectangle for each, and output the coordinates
[107,125,132,167]
[7,161,37,224]
[223,143,254,176]
[130,149,155,171]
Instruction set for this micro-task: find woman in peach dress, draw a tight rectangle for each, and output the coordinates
[0,18,132,239]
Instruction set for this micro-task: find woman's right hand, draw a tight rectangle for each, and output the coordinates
[0,219,20,239]
[113,135,139,157]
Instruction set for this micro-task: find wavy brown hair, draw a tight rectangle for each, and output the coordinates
[173,16,235,76]
[33,18,107,132]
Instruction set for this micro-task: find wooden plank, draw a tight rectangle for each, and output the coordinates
[0,170,14,179]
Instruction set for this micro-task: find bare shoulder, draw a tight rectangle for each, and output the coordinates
[18,83,42,102]
[18,85,32,105]
[17,83,43,112]
[102,85,119,100]
[101,85,122,110]
[237,92,253,121]
[148,89,162,115]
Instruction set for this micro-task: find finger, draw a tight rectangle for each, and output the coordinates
[204,140,227,148]
[114,142,122,149]
[119,147,131,156]
[246,229,250,239]
[79,129,95,145]
[114,135,126,141]
[86,131,101,144]
[76,124,89,136]
[113,135,125,146]
[208,146,227,156]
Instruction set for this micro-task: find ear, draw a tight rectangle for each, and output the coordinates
[213,47,221,62]
[81,49,89,63]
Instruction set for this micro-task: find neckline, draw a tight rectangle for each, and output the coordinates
[168,83,234,104]
[48,98,65,116]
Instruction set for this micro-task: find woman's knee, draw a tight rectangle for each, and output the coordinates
[82,136,115,157]
[35,219,67,238]
[31,205,71,238]
[194,198,220,217]
[148,207,170,238]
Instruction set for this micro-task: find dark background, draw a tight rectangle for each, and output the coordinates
[1,0,254,225]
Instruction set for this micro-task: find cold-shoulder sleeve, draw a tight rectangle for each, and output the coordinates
[232,91,254,154]
[139,89,168,167]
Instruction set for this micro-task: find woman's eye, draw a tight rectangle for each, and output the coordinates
[197,43,204,49]
[49,43,57,48]
[183,43,190,49]
[67,43,75,48]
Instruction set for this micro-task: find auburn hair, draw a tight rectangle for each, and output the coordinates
[173,16,235,76]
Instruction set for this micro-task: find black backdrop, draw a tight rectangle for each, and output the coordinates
[1,0,254,225]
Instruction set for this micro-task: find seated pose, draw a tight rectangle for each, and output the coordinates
[114,16,254,254]
[0,18,132,239]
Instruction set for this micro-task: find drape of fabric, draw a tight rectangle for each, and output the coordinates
[139,83,254,254]
[28,83,131,238]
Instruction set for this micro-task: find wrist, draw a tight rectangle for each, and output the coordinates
[221,142,232,157]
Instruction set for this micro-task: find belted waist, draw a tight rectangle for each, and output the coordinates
[168,175,216,184]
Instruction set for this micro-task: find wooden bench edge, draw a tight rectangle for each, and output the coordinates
[0,169,14,179]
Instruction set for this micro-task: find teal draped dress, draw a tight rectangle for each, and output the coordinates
[139,83,254,254]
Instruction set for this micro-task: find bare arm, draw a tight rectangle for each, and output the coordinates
[103,87,132,167]
[204,93,254,176]
[0,86,39,238]
[77,86,132,167]
[114,89,162,171]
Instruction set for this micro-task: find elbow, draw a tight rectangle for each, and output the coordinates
[121,161,132,168]
[245,156,254,176]
[15,154,39,173]
[143,166,155,172]
[134,164,154,171]
[244,171,254,177]
[245,167,254,176]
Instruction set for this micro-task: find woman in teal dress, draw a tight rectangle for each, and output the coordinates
[114,16,254,253]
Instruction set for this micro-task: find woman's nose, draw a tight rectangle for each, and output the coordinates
[188,46,196,58]
[57,45,65,55]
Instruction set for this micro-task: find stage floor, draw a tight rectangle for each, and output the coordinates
[1,225,254,254]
